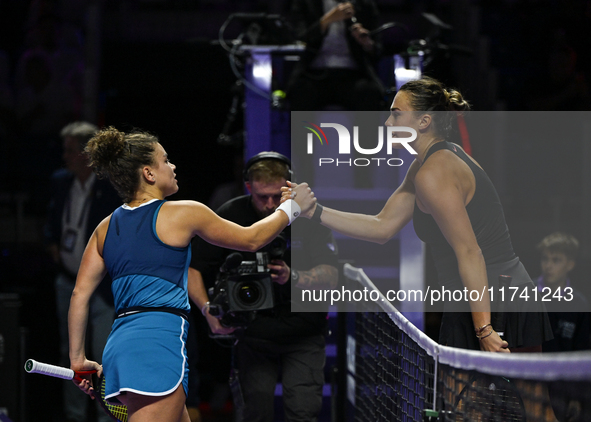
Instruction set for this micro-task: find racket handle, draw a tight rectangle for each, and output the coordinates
[492,275,512,337]
[24,359,97,382]
[25,359,75,380]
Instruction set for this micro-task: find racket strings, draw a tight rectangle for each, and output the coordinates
[97,375,128,422]
[456,375,525,422]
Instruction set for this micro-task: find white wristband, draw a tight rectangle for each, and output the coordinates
[276,199,301,225]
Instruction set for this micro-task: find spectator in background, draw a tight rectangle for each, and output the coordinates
[527,32,591,111]
[287,0,385,111]
[536,232,590,422]
[44,122,121,422]
[536,232,590,352]
[22,0,84,82]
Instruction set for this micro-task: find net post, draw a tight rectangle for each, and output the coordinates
[432,348,438,412]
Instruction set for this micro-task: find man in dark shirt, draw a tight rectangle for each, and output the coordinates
[287,0,385,112]
[44,121,120,422]
[190,152,338,422]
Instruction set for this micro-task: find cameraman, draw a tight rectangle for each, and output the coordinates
[190,152,338,422]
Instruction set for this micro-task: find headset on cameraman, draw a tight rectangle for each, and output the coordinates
[242,151,294,183]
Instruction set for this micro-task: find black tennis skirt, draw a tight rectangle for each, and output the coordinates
[438,257,553,351]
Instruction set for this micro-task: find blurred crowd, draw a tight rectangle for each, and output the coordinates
[0,0,87,208]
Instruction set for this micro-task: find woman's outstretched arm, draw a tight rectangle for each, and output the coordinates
[159,200,293,251]
[284,159,420,244]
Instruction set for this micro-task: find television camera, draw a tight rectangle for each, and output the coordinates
[208,234,287,328]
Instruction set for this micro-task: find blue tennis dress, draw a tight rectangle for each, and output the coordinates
[101,199,191,402]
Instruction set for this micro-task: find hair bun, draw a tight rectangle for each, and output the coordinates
[85,126,128,178]
[446,89,471,112]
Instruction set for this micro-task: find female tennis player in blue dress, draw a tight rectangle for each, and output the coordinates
[285,76,553,354]
[68,127,301,421]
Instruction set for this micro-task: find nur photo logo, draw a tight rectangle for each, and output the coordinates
[303,122,418,168]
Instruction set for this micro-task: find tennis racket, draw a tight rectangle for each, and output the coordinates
[454,372,526,421]
[24,359,128,422]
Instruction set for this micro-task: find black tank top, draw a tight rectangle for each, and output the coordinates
[413,141,515,288]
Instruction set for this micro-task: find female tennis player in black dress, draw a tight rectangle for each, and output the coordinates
[285,76,553,354]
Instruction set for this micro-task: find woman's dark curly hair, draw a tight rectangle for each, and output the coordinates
[85,126,160,203]
[399,76,471,138]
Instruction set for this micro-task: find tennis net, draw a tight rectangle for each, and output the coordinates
[342,263,591,422]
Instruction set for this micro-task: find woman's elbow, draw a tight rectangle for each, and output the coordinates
[375,234,391,245]
[242,235,266,253]
[373,227,396,245]
[69,288,89,307]
[230,240,258,253]
[371,217,398,245]
[456,246,484,261]
[244,242,262,253]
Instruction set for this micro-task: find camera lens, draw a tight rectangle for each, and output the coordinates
[238,283,261,305]
[266,234,287,259]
